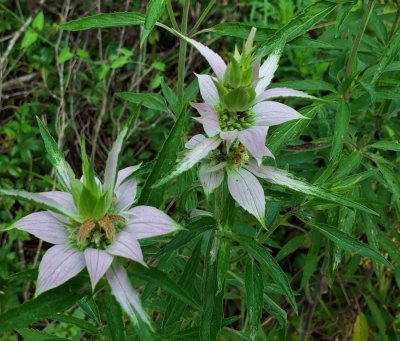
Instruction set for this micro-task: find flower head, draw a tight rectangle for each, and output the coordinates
[155,30,315,224]
[1,121,180,326]
[188,28,314,163]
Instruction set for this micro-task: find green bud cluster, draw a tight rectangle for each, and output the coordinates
[68,215,126,251]
[217,107,254,131]
[213,33,258,128]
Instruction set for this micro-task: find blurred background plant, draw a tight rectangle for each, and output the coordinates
[0,0,399,340]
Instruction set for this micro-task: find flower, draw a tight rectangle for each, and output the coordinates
[187,27,314,163]
[0,122,180,326]
[154,29,315,225]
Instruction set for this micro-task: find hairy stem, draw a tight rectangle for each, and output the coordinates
[345,0,375,78]
[177,0,190,103]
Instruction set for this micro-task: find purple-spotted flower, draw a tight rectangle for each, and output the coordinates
[0,120,180,326]
[187,28,314,163]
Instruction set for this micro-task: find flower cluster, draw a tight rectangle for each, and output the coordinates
[158,28,314,225]
[0,123,180,326]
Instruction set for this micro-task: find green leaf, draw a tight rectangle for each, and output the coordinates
[163,241,202,326]
[217,239,230,293]
[141,0,165,45]
[57,47,74,64]
[369,141,400,152]
[276,234,305,262]
[116,92,168,112]
[157,216,215,255]
[268,105,319,154]
[330,103,350,161]
[208,22,274,42]
[129,263,200,309]
[104,291,126,341]
[300,231,323,289]
[272,80,335,92]
[138,109,186,207]
[32,11,44,31]
[352,311,368,341]
[371,26,400,84]
[36,117,75,191]
[238,236,297,313]
[78,296,101,324]
[260,166,378,215]
[200,237,224,341]
[257,1,338,55]
[15,328,69,341]
[0,276,90,333]
[365,297,387,340]
[61,12,145,31]
[245,258,263,341]
[307,222,391,267]
[21,29,38,48]
[48,313,98,334]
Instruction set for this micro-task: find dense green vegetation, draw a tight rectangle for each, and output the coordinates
[0,0,399,340]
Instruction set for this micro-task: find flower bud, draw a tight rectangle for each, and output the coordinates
[221,86,256,112]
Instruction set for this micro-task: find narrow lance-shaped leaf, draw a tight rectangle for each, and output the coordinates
[129,263,200,309]
[36,117,75,191]
[61,12,145,31]
[237,235,297,313]
[257,1,338,56]
[0,276,90,333]
[141,0,165,46]
[330,103,350,161]
[307,222,391,267]
[245,258,264,341]
[246,163,378,216]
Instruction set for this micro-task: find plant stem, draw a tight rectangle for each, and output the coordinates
[166,0,180,32]
[190,0,216,35]
[177,0,190,103]
[345,0,375,78]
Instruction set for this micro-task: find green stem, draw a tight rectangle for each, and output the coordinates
[190,0,216,35]
[177,0,190,103]
[166,0,180,32]
[345,0,375,78]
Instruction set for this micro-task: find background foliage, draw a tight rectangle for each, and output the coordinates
[0,0,399,340]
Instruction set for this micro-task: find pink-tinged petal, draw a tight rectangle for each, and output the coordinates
[0,189,78,219]
[256,50,281,95]
[125,206,179,240]
[107,230,144,264]
[14,211,68,244]
[188,39,227,80]
[252,101,305,126]
[106,263,151,327]
[220,130,238,149]
[255,88,314,103]
[104,127,128,188]
[37,245,85,295]
[84,248,113,290]
[199,163,224,195]
[237,127,268,161]
[115,166,139,212]
[264,146,275,158]
[115,166,140,188]
[185,134,206,149]
[156,137,221,187]
[192,103,220,137]
[227,167,265,225]
[246,161,306,191]
[196,74,220,105]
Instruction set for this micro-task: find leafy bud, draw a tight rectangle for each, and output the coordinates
[220,86,256,112]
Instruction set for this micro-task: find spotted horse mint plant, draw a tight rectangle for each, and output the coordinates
[186,27,315,163]
[0,118,181,327]
[155,30,378,226]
